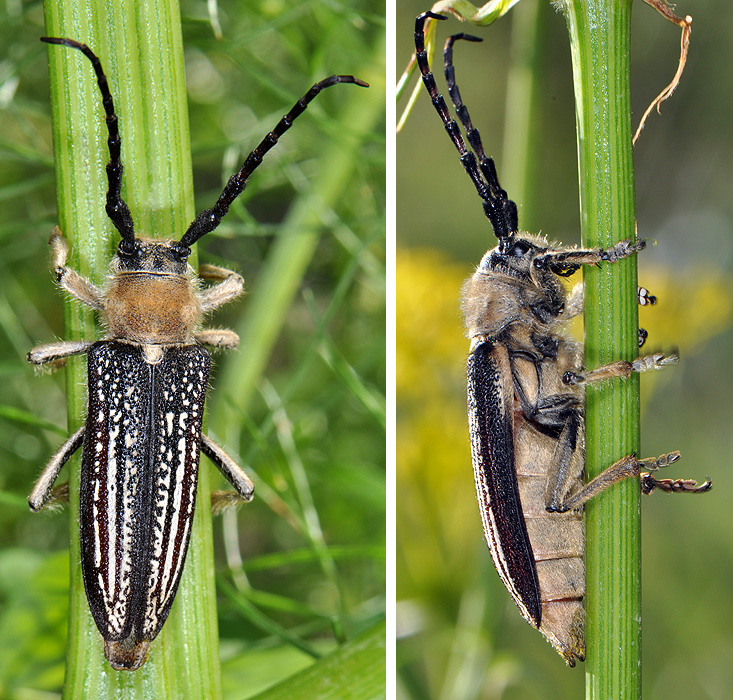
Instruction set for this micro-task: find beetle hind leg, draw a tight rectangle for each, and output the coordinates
[200,434,255,514]
[555,451,710,512]
[28,425,84,511]
[641,473,713,494]
[638,452,712,493]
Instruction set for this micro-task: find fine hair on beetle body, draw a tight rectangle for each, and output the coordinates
[414,11,710,666]
[28,36,368,671]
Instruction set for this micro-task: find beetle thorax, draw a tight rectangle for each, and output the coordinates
[462,235,568,340]
[104,272,200,344]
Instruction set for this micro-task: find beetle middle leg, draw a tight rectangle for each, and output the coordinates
[194,329,240,350]
[565,284,656,319]
[28,339,94,366]
[562,351,677,386]
[195,264,244,349]
[564,284,655,348]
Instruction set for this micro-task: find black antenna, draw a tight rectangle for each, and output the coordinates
[41,37,136,250]
[414,12,518,244]
[179,74,369,250]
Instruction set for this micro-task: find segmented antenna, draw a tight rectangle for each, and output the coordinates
[42,37,369,256]
[41,37,136,249]
[179,74,369,249]
[414,13,518,245]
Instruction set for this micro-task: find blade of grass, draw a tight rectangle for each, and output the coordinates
[559,0,640,697]
[248,621,385,700]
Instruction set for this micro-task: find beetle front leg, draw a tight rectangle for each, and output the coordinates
[200,434,254,514]
[565,284,656,320]
[28,425,84,511]
[534,238,646,275]
[49,228,104,310]
[198,264,245,314]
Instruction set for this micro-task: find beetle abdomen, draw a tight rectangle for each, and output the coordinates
[80,341,210,669]
[515,422,585,665]
[469,341,585,666]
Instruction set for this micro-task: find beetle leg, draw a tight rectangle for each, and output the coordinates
[194,328,240,349]
[512,377,585,512]
[551,450,711,511]
[544,410,584,512]
[49,228,104,310]
[565,284,584,318]
[553,451,706,512]
[28,340,93,366]
[638,286,656,306]
[28,425,85,511]
[562,351,677,386]
[641,473,712,494]
[565,285,654,349]
[200,434,254,514]
[566,284,656,321]
[198,264,245,314]
[534,238,646,274]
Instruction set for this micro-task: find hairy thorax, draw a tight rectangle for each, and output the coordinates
[104,272,200,344]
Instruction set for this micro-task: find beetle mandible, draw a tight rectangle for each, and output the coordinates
[414,12,710,665]
[28,36,368,671]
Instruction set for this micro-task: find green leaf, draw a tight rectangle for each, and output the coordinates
[249,622,385,700]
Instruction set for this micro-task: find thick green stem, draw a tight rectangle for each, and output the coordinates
[561,1,640,697]
[43,1,221,696]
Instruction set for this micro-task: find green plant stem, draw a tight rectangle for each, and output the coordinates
[42,1,222,697]
[561,1,640,697]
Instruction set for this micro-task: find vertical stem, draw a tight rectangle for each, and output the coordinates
[561,1,640,697]
[42,0,221,696]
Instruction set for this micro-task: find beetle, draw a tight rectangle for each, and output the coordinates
[28,36,368,671]
[413,11,710,665]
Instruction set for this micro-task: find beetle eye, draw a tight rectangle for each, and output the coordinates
[117,239,138,257]
[170,243,191,261]
[507,240,531,257]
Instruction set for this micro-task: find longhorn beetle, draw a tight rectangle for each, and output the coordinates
[414,12,710,665]
[29,36,368,671]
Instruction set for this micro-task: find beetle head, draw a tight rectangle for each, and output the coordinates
[112,238,190,276]
[479,234,549,282]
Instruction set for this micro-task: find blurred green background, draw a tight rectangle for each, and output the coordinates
[0,1,384,697]
[397,1,733,698]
